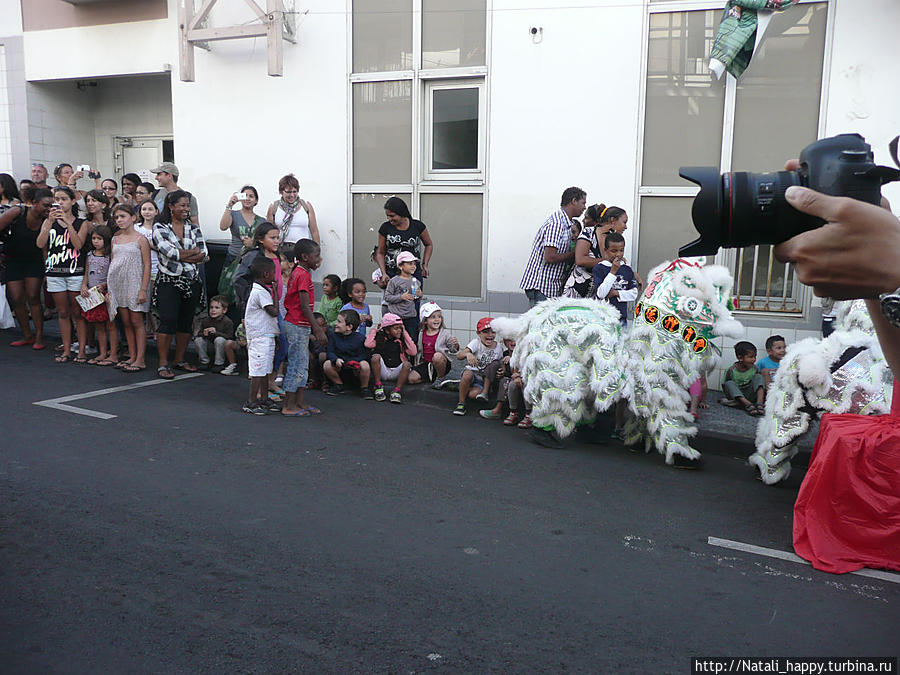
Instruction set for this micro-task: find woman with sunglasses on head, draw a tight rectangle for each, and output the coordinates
[266,174,320,246]
[563,204,641,297]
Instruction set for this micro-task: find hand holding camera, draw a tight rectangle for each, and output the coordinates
[679,133,899,257]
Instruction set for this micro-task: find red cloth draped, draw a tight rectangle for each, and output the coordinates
[793,381,900,573]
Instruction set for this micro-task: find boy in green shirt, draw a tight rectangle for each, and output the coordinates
[721,340,766,416]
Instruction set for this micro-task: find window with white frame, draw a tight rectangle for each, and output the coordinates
[351,0,488,298]
[636,1,829,314]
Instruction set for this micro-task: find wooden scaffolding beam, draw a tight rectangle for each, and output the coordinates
[179,0,293,82]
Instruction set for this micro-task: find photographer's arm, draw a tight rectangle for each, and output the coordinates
[775,184,900,376]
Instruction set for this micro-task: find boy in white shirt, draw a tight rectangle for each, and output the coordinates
[243,256,279,415]
[452,317,504,416]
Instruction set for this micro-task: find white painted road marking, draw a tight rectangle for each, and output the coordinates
[708,536,900,585]
[33,373,204,419]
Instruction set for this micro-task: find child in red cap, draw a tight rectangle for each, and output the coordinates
[452,317,504,415]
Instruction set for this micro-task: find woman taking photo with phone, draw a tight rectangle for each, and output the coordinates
[266,174,319,246]
[36,186,91,362]
[220,185,264,264]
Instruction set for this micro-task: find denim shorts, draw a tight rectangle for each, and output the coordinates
[282,321,311,392]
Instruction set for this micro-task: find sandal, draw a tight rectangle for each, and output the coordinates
[96,359,117,367]
[517,415,533,429]
[479,409,503,420]
[157,366,175,380]
[10,338,35,347]
[113,360,129,369]
[747,403,764,417]
[122,364,146,372]
[87,357,102,365]
[503,412,520,426]
[55,353,72,363]
[300,405,322,415]
[282,408,310,417]
[174,361,197,372]
[73,356,88,364]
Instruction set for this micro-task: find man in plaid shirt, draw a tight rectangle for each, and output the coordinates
[520,187,586,307]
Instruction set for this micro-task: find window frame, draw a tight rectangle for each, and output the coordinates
[422,78,486,182]
[347,0,491,301]
[633,0,836,319]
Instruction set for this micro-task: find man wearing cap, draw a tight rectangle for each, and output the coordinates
[30,163,49,189]
[520,186,586,307]
[152,162,199,226]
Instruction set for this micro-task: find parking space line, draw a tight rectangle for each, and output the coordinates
[33,373,204,419]
[708,536,900,584]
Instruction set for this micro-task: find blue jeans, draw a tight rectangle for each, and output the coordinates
[273,314,289,372]
[524,289,548,308]
[282,321,311,392]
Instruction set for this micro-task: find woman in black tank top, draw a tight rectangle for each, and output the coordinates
[0,189,53,348]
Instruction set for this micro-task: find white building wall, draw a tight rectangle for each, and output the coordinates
[169,0,349,277]
[823,0,900,208]
[22,19,173,82]
[488,0,644,294]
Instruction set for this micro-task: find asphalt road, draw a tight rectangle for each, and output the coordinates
[0,340,897,673]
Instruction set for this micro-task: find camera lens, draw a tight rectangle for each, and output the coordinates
[678,167,809,257]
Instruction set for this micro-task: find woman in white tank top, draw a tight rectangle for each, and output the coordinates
[266,173,320,245]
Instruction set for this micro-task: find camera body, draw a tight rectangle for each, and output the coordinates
[76,164,90,172]
[236,192,249,201]
[679,133,898,257]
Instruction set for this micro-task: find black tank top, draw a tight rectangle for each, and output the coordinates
[2,207,43,264]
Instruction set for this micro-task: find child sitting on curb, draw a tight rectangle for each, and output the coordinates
[366,312,420,404]
[757,334,787,388]
[452,317,504,416]
[415,301,460,389]
[721,341,766,416]
[324,309,372,398]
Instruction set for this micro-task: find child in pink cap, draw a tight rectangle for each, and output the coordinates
[365,312,420,403]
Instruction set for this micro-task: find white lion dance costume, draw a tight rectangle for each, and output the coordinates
[493,260,742,467]
[750,300,894,485]
[621,259,744,465]
[492,297,624,437]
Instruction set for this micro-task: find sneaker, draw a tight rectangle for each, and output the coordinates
[69,341,80,353]
[265,398,282,412]
[199,359,212,370]
[361,386,375,400]
[84,344,98,356]
[431,376,445,390]
[442,378,461,391]
[475,391,490,402]
[374,386,386,402]
[274,375,284,386]
[452,403,467,416]
[220,363,238,376]
[390,390,402,404]
[326,383,344,396]
[242,400,267,416]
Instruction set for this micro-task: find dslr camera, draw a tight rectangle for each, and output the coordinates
[679,133,900,257]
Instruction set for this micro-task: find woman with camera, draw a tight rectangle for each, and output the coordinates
[36,186,92,362]
[266,174,319,246]
[220,185,264,264]
[0,188,52,349]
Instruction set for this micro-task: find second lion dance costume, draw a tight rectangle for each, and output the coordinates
[494,259,743,466]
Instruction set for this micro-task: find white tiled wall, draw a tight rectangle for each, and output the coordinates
[0,45,12,173]
[25,74,172,184]
[27,80,96,173]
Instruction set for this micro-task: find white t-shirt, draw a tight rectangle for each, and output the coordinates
[244,282,278,340]
[465,338,504,372]
[135,225,159,277]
